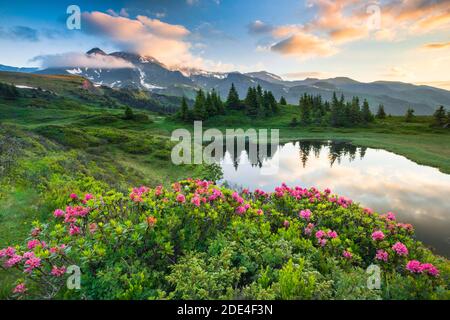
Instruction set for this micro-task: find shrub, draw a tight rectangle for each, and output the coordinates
[0,179,448,300]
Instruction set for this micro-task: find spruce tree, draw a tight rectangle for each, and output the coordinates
[205,92,215,117]
[330,92,340,127]
[432,106,446,127]
[245,87,259,116]
[279,96,287,105]
[262,91,271,117]
[226,83,240,110]
[349,96,361,125]
[376,104,386,119]
[361,99,374,123]
[193,89,206,120]
[405,107,415,122]
[299,94,311,125]
[211,89,224,115]
[268,91,278,114]
[179,96,189,121]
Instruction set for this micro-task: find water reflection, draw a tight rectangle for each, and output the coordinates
[219,140,450,258]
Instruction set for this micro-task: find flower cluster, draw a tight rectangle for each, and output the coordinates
[406,260,439,277]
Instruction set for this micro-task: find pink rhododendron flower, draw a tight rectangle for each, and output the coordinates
[283,220,290,228]
[421,263,439,277]
[155,185,163,196]
[256,209,263,216]
[392,242,408,256]
[191,195,201,207]
[31,227,41,237]
[386,212,396,221]
[406,260,423,273]
[27,239,41,250]
[235,206,247,215]
[84,193,94,201]
[23,252,35,259]
[315,230,325,239]
[364,208,373,215]
[69,224,80,236]
[53,209,64,218]
[24,257,41,273]
[324,188,331,194]
[343,250,352,259]
[5,247,16,257]
[69,193,78,200]
[89,223,98,233]
[397,223,413,231]
[299,209,311,221]
[304,223,314,236]
[176,193,186,203]
[327,230,338,239]
[232,192,244,204]
[4,254,22,268]
[375,249,389,262]
[13,283,26,294]
[51,266,67,277]
[319,238,327,247]
[371,231,385,241]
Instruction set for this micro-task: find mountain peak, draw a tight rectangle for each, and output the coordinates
[86,48,107,55]
[245,71,284,82]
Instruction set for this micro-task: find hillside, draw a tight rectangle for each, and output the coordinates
[0,71,185,113]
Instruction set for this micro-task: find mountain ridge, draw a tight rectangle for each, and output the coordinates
[1,48,449,115]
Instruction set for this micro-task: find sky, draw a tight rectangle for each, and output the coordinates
[0,0,449,89]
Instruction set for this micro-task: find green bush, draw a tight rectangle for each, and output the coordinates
[0,179,448,300]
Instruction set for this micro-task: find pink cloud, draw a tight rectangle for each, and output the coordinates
[81,11,209,69]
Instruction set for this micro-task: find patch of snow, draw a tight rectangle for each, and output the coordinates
[137,68,165,90]
[66,68,82,75]
[15,85,37,90]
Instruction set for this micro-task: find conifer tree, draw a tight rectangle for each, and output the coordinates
[193,89,206,120]
[268,91,278,114]
[226,83,240,110]
[205,92,215,117]
[211,89,224,114]
[361,99,374,123]
[179,96,189,121]
[405,107,415,122]
[330,92,340,127]
[432,105,446,127]
[279,96,287,105]
[245,87,259,116]
[376,104,386,119]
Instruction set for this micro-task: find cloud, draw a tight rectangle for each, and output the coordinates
[0,26,39,41]
[381,66,415,79]
[248,20,274,34]
[422,41,450,49]
[81,11,234,71]
[271,32,337,58]
[81,11,198,68]
[31,52,135,69]
[106,8,130,18]
[191,22,234,42]
[282,71,330,79]
[155,12,167,19]
[254,0,450,60]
